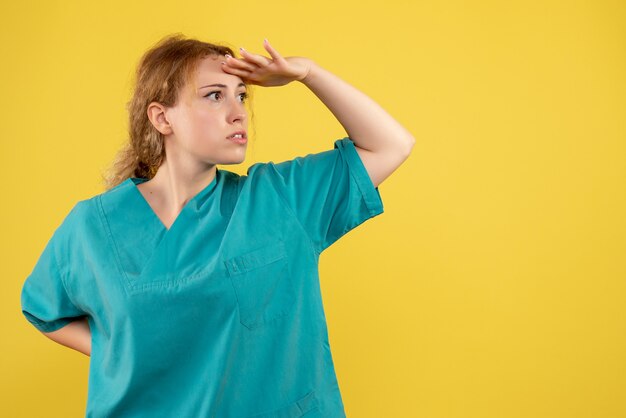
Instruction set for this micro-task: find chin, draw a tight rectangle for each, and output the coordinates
[219,155,247,165]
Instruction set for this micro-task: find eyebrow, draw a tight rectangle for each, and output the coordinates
[198,83,247,91]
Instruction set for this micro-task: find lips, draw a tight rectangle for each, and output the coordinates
[227,131,247,139]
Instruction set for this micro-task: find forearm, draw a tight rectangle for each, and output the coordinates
[299,60,415,154]
[42,317,91,356]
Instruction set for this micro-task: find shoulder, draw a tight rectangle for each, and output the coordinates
[243,141,339,180]
[53,198,96,237]
[56,181,127,237]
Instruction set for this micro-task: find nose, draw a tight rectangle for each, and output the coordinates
[228,100,247,124]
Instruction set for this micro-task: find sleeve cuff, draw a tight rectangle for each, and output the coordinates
[334,137,384,216]
[22,311,75,333]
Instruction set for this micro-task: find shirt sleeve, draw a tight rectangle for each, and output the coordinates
[20,212,86,333]
[267,137,384,254]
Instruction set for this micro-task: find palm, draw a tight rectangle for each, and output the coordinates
[221,40,312,87]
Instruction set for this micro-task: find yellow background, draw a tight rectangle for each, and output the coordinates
[2,0,625,416]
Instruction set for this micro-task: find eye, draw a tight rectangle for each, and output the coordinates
[204,91,223,101]
[203,91,248,103]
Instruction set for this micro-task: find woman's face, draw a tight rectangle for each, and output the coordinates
[159,55,249,166]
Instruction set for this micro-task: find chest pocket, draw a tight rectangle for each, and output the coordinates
[225,240,296,330]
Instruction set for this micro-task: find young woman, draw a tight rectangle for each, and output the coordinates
[21,34,414,417]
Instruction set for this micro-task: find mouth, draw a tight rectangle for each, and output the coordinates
[227,131,247,139]
[227,130,247,144]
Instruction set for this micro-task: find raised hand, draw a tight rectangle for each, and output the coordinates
[221,39,313,87]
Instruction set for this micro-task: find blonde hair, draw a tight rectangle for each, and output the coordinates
[101,33,255,190]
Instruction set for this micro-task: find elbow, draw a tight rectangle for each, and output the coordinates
[401,135,416,157]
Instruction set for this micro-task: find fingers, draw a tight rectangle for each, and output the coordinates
[222,40,284,85]
[263,39,284,62]
[238,47,271,67]
[221,63,251,79]
[224,55,257,72]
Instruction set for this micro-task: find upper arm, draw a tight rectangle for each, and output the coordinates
[354,143,413,188]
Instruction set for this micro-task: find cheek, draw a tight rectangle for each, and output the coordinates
[184,112,215,138]
[192,109,218,128]
[175,106,222,147]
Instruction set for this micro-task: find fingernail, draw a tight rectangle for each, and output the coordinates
[264,38,268,43]
[225,53,232,58]
[239,47,245,52]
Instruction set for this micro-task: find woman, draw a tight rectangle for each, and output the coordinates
[21,34,414,417]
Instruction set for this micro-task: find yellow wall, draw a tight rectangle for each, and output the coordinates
[2,0,625,416]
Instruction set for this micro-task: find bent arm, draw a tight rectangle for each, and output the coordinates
[42,317,91,356]
[300,60,415,187]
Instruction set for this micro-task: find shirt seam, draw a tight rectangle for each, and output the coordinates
[96,194,134,295]
[50,212,84,317]
[337,137,384,216]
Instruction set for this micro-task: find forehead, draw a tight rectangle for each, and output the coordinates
[189,55,246,91]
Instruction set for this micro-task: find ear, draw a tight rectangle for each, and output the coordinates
[147,102,174,135]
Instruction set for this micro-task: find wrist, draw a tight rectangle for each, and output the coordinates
[298,59,319,85]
